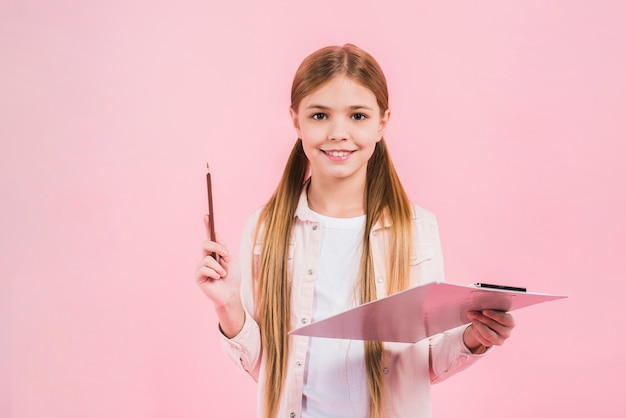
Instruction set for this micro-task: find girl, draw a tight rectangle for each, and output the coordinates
[195,44,515,418]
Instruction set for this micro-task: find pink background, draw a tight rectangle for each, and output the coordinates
[3,1,625,417]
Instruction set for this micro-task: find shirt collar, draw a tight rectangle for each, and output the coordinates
[294,185,318,223]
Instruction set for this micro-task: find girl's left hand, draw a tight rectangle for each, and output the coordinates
[463,310,516,354]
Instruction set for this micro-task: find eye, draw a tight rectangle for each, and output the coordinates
[351,113,368,121]
[311,113,327,120]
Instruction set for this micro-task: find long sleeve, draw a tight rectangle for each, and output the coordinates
[218,208,263,381]
[419,206,491,383]
[428,324,491,383]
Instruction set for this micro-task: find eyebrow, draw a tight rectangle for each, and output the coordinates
[305,104,375,111]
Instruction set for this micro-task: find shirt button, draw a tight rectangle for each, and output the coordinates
[376,276,383,283]
[411,255,417,261]
[383,367,389,374]
[372,231,377,237]
[307,269,315,275]
[296,361,303,367]
[301,318,308,324]
[312,225,318,231]
[290,413,296,418]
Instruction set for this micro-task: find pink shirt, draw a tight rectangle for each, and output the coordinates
[220,190,488,417]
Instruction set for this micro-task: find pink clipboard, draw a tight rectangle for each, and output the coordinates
[289,282,567,343]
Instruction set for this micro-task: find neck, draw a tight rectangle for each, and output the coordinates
[307,175,366,218]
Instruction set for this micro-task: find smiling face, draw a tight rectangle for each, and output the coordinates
[290,75,390,185]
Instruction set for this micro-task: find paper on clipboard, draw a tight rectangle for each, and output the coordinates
[289,282,567,343]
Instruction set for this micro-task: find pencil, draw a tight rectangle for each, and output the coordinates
[206,163,217,257]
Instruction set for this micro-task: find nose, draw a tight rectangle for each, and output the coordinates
[328,119,348,141]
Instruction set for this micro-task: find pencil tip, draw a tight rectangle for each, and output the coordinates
[206,162,210,172]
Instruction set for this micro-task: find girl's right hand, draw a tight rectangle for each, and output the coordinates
[194,215,244,337]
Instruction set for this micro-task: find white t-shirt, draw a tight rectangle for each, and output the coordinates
[302,211,368,418]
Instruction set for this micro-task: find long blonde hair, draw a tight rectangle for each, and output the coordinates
[253,44,414,418]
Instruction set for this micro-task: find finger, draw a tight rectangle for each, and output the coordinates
[471,320,505,346]
[201,239,229,260]
[483,310,516,328]
[465,321,493,348]
[198,254,227,277]
[196,265,225,282]
[214,233,234,261]
[468,311,512,344]
[468,310,513,337]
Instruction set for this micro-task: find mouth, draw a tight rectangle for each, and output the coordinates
[321,150,355,158]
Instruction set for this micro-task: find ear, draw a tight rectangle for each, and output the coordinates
[289,108,302,138]
[377,109,390,141]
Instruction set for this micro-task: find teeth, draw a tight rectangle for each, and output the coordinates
[327,151,350,157]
